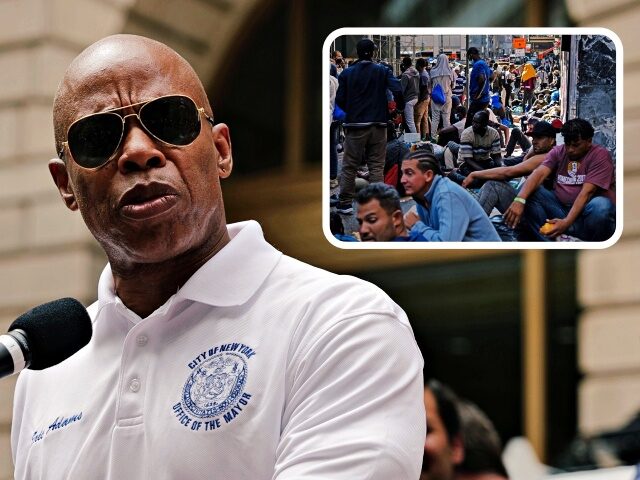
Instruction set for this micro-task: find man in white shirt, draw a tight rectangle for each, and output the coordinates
[11,34,425,479]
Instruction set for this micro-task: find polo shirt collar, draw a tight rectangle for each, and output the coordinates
[424,174,443,205]
[97,221,282,310]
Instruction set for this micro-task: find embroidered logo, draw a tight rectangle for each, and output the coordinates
[172,343,255,432]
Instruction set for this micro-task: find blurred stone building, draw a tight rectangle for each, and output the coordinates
[0,0,637,477]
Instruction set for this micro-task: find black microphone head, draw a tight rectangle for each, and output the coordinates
[9,298,92,370]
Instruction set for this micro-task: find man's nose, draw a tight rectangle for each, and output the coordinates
[116,122,167,174]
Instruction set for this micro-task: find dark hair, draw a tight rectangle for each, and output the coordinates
[404,146,442,176]
[561,118,595,143]
[428,379,461,444]
[401,56,412,68]
[356,39,376,60]
[457,400,509,477]
[472,110,489,125]
[330,212,345,235]
[416,58,426,69]
[455,105,467,119]
[467,47,480,56]
[355,182,401,215]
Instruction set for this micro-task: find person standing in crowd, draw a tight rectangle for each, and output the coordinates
[520,63,537,112]
[452,66,466,103]
[335,39,401,214]
[329,65,341,189]
[401,56,421,134]
[331,49,345,75]
[429,53,456,141]
[465,47,492,128]
[415,57,431,140]
[503,64,515,109]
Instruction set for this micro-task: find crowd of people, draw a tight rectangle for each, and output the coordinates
[329,39,616,242]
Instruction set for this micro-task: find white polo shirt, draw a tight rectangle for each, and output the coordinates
[12,221,425,479]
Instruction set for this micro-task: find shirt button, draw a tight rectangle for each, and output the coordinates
[129,378,141,393]
[136,335,148,346]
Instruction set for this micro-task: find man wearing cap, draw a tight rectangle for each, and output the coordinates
[465,47,492,128]
[11,34,425,479]
[335,39,402,214]
[505,118,616,241]
[401,149,501,242]
[462,121,558,215]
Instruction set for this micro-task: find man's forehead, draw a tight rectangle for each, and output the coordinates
[57,36,204,120]
[357,199,383,216]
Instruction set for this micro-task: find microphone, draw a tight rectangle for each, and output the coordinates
[0,298,92,380]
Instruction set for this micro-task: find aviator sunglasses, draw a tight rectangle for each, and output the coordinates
[58,95,215,169]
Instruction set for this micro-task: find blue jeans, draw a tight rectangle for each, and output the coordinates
[521,187,616,241]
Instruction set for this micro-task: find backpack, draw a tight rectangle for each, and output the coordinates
[431,83,445,105]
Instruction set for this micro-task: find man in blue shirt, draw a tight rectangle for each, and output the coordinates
[465,47,492,128]
[335,39,402,214]
[400,149,501,242]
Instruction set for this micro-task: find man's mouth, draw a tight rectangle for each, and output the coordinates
[117,182,179,220]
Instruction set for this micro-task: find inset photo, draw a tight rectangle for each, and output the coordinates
[324,29,622,248]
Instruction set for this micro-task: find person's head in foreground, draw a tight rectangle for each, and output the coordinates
[400,149,442,199]
[421,380,465,480]
[561,118,595,161]
[455,400,509,480]
[471,111,490,136]
[51,34,233,318]
[356,182,407,241]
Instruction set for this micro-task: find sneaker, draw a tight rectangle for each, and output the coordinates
[330,178,339,189]
[335,202,353,214]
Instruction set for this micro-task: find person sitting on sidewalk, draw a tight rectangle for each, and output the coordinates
[462,121,557,215]
[504,118,616,241]
[400,149,501,242]
[355,183,425,241]
[447,111,502,187]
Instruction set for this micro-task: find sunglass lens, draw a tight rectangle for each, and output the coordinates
[68,113,123,168]
[140,96,201,146]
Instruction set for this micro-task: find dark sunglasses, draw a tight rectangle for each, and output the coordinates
[58,95,214,169]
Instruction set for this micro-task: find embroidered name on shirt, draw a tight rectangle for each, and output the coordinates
[32,412,83,444]
[173,343,255,432]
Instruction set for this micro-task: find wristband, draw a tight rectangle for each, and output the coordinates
[513,197,526,205]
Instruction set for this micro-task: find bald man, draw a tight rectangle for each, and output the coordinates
[11,35,425,479]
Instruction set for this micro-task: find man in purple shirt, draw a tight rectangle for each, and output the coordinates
[504,118,616,241]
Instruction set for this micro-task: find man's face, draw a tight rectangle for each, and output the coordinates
[401,159,433,198]
[420,388,464,480]
[564,137,592,161]
[471,113,488,136]
[531,135,555,154]
[51,40,232,269]
[356,199,400,242]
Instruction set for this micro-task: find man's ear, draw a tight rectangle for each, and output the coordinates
[451,434,465,466]
[48,158,78,211]
[392,209,404,232]
[424,169,435,183]
[211,123,233,179]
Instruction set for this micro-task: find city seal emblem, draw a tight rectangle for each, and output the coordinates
[173,343,255,431]
[182,351,248,419]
